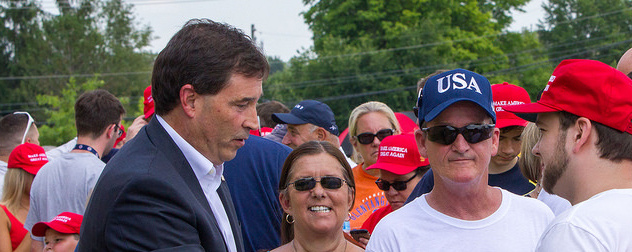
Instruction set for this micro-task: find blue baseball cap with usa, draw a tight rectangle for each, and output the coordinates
[272,100,339,136]
[418,69,496,123]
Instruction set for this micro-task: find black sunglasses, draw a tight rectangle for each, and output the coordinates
[355,129,394,145]
[287,176,347,191]
[422,124,495,145]
[375,173,418,191]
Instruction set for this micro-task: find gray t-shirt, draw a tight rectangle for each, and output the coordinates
[25,152,105,241]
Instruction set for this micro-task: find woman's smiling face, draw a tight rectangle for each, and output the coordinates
[280,153,353,236]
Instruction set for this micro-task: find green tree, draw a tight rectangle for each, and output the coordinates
[538,0,632,66]
[0,0,153,114]
[266,0,549,128]
[36,77,103,146]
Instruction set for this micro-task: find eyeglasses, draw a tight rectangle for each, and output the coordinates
[355,129,394,145]
[113,124,123,137]
[422,124,495,145]
[375,173,418,191]
[13,112,34,144]
[287,176,347,191]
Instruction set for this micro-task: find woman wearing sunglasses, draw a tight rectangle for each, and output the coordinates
[272,141,363,252]
[346,101,401,230]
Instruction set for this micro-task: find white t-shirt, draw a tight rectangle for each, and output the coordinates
[536,189,632,251]
[366,188,554,252]
[0,160,6,198]
[24,152,105,242]
[537,189,571,216]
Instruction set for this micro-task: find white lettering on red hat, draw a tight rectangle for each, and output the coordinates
[549,75,556,83]
[544,84,550,92]
[437,73,482,94]
[52,216,71,223]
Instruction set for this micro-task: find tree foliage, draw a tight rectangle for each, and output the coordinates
[538,0,632,66]
[0,0,153,114]
[266,0,549,128]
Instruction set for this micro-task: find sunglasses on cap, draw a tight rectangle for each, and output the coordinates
[375,173,418,191]
[13,112,34,144]
[355,129,394,145]
[422,124,495,145]
[114,124,123,137]
[287,176,348,191]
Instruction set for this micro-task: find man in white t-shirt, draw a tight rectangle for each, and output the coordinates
[366,69,553,252]
[505,59,632,251]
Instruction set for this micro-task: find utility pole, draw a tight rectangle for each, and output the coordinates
[251,24,256,44]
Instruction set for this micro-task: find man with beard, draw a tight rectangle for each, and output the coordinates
[505,59,632,251]
[366,69,553,252]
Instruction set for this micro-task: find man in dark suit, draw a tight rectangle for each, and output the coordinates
[77,19,269,251]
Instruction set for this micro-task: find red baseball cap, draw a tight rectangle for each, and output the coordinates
[395,112,419,135]
[504,59,632,135]
[32,212,83,237]
[492,82,531,129]
[143,85,155,119]
[367,134,429,175]
[8,143,48,175]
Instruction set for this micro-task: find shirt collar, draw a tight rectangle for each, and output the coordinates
[156,115,223,182]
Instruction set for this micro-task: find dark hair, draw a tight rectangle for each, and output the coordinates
[278,141,355,244]
[257,101,289,128]
[75,90,125,138]
[558,111,632,162]
[499,125,524,134]
[0,114,31,155]
[152,19,269,115]
[416,165,431,176]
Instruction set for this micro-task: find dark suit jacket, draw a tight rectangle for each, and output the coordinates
[77,118,244,251]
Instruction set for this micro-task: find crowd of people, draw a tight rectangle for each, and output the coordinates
[0,18,631,252]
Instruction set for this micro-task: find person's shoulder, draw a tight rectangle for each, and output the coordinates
[248,135,292,153]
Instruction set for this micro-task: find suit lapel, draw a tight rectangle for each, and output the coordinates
[218,179,245,252]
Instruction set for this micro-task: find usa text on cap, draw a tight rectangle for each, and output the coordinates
[418,68,495,123]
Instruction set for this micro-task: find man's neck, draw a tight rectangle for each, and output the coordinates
[488,157,517,174]
[426,177,502,220]
[568,158,632,205]
[73,136,106,158]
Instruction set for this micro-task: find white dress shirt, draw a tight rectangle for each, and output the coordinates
[157,115,237,252]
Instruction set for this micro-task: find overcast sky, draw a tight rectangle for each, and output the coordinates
[129,0,545,61]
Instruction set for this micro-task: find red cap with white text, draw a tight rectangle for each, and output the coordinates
[492,82,531,129]
[8,143,48,175]
[32,212,83,237]
[367,134,429,175]
[504,59,632,135]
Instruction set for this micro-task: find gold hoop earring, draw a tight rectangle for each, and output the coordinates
[286,214,294,224]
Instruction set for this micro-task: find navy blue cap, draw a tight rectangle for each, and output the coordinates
[272,100,339,136]
[418,69,495,123]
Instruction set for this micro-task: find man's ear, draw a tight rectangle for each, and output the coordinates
[315,127,327,141]
[415,129,428,158]
[572,117,593,153]
[179,84,197,118]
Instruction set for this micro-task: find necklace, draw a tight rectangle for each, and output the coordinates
[292,239,348,252]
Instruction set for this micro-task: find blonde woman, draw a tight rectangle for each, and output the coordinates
[346,101,400,230]
[0,143,47,252]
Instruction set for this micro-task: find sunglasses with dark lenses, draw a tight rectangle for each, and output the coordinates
[422,124,495,145]
[287,176,347,191]
[375,173,418,191]
[355,129,394,145]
